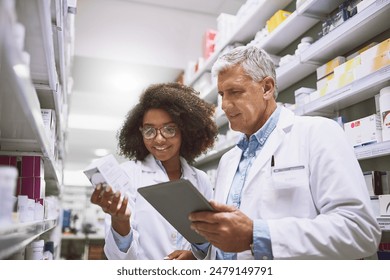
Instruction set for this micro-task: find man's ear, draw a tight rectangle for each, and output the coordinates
[262,76,275,99]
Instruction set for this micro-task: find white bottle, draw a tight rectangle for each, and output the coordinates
[25,240,44,260]
[0,166,18,225]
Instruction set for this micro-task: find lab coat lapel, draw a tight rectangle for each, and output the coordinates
[141,154,167,183]
[244,107,294,187]
[216,147,242,203]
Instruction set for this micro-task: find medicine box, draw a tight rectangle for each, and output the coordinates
[203,29,217,60]
[17,176,45,200]
[343,114,382,148]
[379,195,390,216]
[316,56,345,80]
[41,109,56,155]
[333,55,361,77]
[346,42,377,61]
[83,154,131,192]
[267,10,291,33]
[360,38,389,64]
[316,73,334,90]
[294,87,315,107]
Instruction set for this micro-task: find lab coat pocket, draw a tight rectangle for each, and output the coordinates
[272,165,306,189]
[261,164,311,219]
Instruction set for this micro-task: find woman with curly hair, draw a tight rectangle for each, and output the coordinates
[90,82,218,260]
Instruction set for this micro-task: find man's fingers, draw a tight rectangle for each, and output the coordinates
[209,200,236,212]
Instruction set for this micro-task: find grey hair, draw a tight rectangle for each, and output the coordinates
[212,45,278,98]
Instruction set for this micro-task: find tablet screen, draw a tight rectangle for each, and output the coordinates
[137,179,214,244]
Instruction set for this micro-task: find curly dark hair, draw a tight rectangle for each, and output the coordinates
[117,82,218,163]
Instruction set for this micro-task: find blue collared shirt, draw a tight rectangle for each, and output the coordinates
[216,106,280,260]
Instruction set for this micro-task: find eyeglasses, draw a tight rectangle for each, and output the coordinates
[139,125,178,140]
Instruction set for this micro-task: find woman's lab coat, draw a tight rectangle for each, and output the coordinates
[211,107,381,259]
[104,154,213,260]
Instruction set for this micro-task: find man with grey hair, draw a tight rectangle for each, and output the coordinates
[189,45,381,260]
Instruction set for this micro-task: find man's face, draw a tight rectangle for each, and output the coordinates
[217,65,271,136]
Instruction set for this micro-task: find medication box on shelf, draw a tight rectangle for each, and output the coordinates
[266,10,291,33]
[343,114,382,148]
[346,42,377,61]
[294,87,315,107]
[316,73,334,90]
[41,109,56,156]
[379,194,390,216]
[358,51,390,78]
[316,56,345,80]
[360,38,390,63]
[327,69,358,89]
[203,29,217,60]
[333,55,361,77]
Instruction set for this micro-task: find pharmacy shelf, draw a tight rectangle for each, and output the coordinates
[15,0,58,90]
[276,58,321,92]
[0,219,57,259]
[200,85,218,104]
[258,0,345,54]
[200,59,320,105]
[295,65,390,116]
[296,0,345,17]
[51,0,69,99]
[258,9,318,54]
[187,0,293,86]
[355,141,390,160]
[0,12,61,194]
[277,0,390,92]
[16,0,68,160]
[301,0,390,64]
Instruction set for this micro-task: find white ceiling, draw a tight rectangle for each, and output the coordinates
[64,0,246,186]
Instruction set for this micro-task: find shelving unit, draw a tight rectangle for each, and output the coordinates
[187,0,294,87]
[193,0,390,169]
[0,219,57,259]
[355,141,390,160]
[0,0,75,260]
[295,65,390,117]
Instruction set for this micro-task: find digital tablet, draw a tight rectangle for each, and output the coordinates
[137,179,214,244]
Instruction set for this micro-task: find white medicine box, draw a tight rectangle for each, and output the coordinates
[294,87,315,107]
[83,154,130,192]
[343,114,382,148]
[379,195,390,216]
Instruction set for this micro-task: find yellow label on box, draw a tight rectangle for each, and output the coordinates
[337,70,356,88]
[316,56,345,79]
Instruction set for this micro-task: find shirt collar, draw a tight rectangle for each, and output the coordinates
[237,105,281,151]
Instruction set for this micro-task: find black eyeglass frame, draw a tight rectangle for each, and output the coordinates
[139,125,178,140]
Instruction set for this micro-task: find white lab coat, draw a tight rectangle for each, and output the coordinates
[209,107,381,259]
[103,154,213,260]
